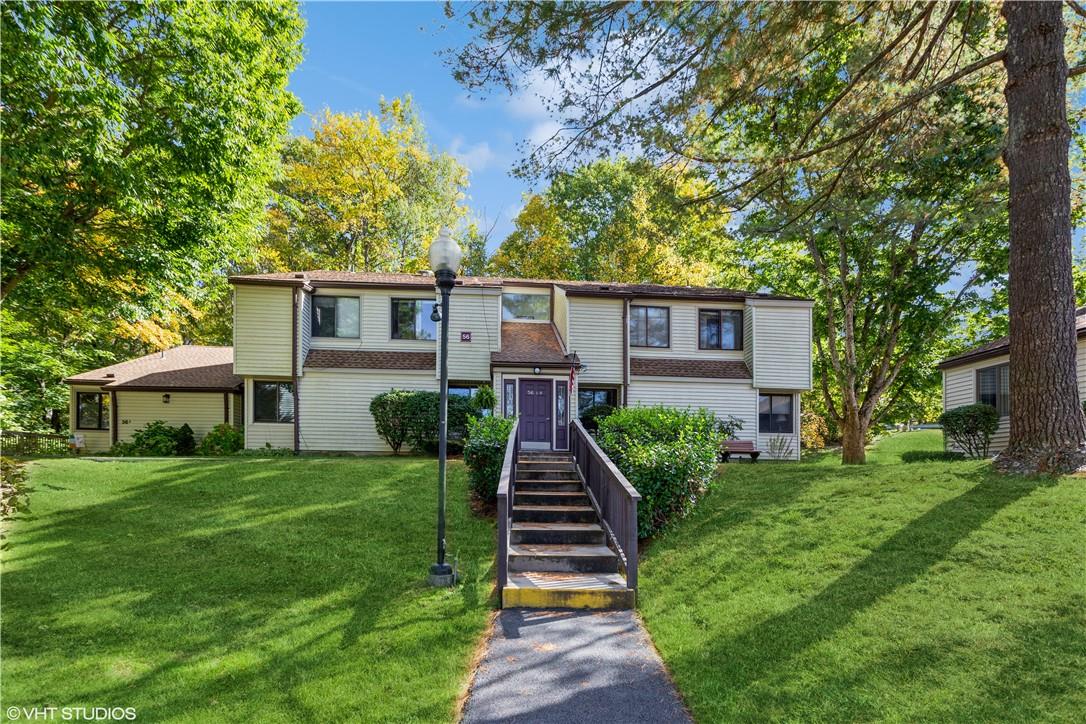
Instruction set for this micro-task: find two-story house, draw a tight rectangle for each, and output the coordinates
[228,271,814,458]
[65,271,812,455]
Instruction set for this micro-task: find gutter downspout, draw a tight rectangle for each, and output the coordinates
[292,286,300,455]
[622,298,630,406]
[110,391,119,446]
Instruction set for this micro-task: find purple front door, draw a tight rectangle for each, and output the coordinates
[519,380,552,445]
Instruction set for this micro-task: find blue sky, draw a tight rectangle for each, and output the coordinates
[289,1,550,248]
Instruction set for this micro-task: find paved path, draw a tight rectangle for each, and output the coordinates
[461,609,691,724]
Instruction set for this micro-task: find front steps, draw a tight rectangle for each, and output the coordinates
[503,451,633,609]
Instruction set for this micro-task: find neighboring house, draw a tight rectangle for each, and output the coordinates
[939,306,1086,454]
[64,346,242,452]
[228,271,814,458]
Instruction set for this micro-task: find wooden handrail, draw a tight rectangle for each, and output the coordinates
[495,418,519,596]
[570,419,640,591]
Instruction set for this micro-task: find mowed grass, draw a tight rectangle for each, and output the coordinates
[640,431,1086,722]
[1,457,494,723]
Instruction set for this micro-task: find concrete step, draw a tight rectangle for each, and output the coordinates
[516,479,583,492]
[514,490,590,507]
[512,505,597,524]
[511,522,606,545]
[508,543,619,573]
[502,572,634,609]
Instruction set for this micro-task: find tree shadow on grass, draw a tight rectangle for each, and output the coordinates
[1,458,494,723]
[668,469,1054,720]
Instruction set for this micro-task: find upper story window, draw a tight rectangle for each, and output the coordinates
[254,381,294,423]
[629,305,669,347]
[312,295,359,338]
[76,391,110,430]
[502,293,550,321]
[391,298,437,340]
[977,363,1010,417]
[758,394,793,433]
[699,309,744,350]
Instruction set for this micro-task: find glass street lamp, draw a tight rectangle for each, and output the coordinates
[427,227,462,587]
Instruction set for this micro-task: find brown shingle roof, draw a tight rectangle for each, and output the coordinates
[229,270,809,302]
[938,307,1086,369]
[630,357,752,379]
[491,322,573,367]
[64,346,241,391]
[304,349,436,371]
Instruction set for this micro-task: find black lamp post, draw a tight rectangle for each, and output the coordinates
[427,227,462,587]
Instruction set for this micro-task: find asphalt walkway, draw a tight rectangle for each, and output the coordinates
[461,609,691,724]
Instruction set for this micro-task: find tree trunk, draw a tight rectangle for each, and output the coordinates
[996,1,1086,474]
[840,410,867,465]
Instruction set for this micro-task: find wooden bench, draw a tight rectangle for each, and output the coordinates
[720,439,761,463]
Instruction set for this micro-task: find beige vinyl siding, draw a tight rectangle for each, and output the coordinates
[628,300,746,360]
[942,355,1010,454]
[439,288,501,381]
[552,286,569,347]
[756,391,801,461]
[567,297,624,384]
[231,392,243,429]
[298,369,437,452]
[115,391,225,443]
[627,379,758,443]
[243,377,294,450]
[750,302,813,390]
[69,385,112,452]
[234,285,294,377]
[299,292,313,368]
[743,307,755,374]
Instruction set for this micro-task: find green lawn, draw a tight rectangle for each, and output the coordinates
[640,430,1086,722]
[1,457,493,723]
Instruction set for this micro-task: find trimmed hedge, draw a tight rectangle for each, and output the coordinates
[596,405,722,538]
[939,403,999,458]
[463,416,513,503]
[370,390,482,454]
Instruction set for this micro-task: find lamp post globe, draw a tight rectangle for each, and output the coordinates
[428,226,461,587]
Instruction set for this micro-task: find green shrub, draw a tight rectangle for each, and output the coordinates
[370,390,414,453]
[175,423,196,456]
[371,390,481,454]
[197,423,244,456]
[938,403,1000,458]
[715,414,745,440]
[108,441,139,456]
[596,405,721,538]
[463,416,513,503]
[129,420,181,456]
[579,403,615,432]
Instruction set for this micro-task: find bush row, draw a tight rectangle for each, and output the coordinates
[463,416,513,503]
[110,421,244,457]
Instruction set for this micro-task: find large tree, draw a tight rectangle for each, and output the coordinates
[451,1,1086,471]
[491,157,747,286]
[269,100,468,273]
[0,0,303,431]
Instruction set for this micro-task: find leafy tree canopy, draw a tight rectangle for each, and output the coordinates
[490,157,750,287]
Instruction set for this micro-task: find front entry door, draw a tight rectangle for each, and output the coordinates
[519,380,552,446]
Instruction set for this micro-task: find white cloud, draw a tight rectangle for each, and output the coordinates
[449,136,497,173]
[527,120,564,148]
